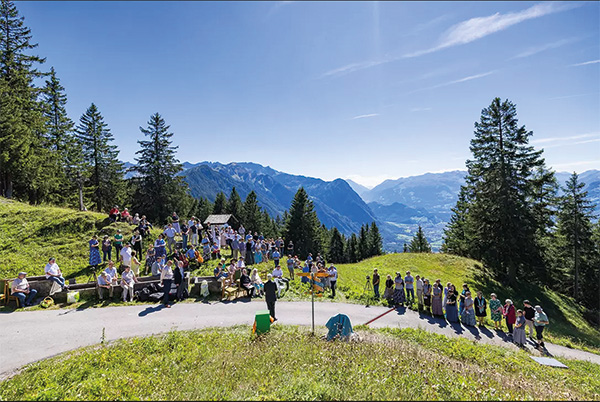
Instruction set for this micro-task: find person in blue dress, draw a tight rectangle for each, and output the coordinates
[445,286,459,323]
[301,262,310,284]
[89,235,102,269]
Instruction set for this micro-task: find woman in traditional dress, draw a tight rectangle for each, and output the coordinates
[130,250,141,277]
[250,268,264,297]
[474,291,487,326]
[442,282,451,313]
[422,279,432,314]
[513,309,527,347]
[384,274,394,306]
[445,287,459,323]
[392,272,406,307]
[431,279,444,317]
[489,293,503,330]
[254,240,263,264]
[89,235,102,269]
[503,299,516,336]
[459,284,470,315]
[461,291,476,326]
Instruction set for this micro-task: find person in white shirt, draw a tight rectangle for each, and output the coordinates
[120,243,133,268]
[120,266,138,302]
[163,224,177,254]
[415,275,424,308]
[97,271,113,300]
[104,260,119,285]
[160,260,175,307]
[12,272,38,307]
[327,264,338,298]
[45,257,68,291]
[271,265,289,297]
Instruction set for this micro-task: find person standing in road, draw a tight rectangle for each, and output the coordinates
[523,300,536,340]
[160,260,175,308]
[534,305,549,349]
[264,274,278,321]
[404,271,414,305]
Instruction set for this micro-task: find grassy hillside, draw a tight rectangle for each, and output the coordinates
[1,198,598,351]
[1,325,598,400]
[0,198,162,282]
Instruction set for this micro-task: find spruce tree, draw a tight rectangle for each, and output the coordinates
[226,187,243,219]
[442,185,472,256]
[194,196,213,224]
[242,191,261,233]
[284,187,322,259]
[462,98,545,283]
[358,224,370,260]
[327,227,345,263]
[131,113,187,222]
[346,233,359,263]
[367,221,383,257]
[409,225,431,253]
[41,67,79,205]
[75,103,124,212]
[213,192,227,215]
[0,0,56,202]
[553,173,598,307]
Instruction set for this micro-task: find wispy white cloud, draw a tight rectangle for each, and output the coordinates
[403,2,580,58]
[321,59,391,78]
[531,132,599,144]
[569,59,600,67]
[407,70,497,94]
[510,37,579,59]
[351,113,380,120]
[409,107,432,112]
[402,14,454,37]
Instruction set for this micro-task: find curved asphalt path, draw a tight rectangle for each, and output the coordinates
[1,300,598,379]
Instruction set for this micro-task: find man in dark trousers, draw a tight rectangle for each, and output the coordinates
[264,274,278,321]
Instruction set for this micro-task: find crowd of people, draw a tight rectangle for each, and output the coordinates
[372,269,550,349]
[10,206,550,352]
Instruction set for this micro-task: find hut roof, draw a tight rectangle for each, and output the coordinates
[203,214,238,225]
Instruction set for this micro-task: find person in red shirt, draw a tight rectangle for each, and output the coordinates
[121,207,131,223]
[503,299,516,336]
[109,206,120,222]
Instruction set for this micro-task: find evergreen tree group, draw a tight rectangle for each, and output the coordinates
[443,97,599,311]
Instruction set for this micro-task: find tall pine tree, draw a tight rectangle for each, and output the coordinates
[284,187,322,259]
[0,0,57,202]
[226,187,243,222]
[242,190,261,233]
[75,103,124,212]
[327,227,345,263]
[131,113,187,222]
[449,98,546,283]
[367,221,383,257]
[213,192,227,215]
[552,173,598,307]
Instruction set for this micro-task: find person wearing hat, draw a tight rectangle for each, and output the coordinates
[503,299,516,336]
[45,257,68,291]
[97,271,113,300]
[533,305,549,348]
[264,274,278,321]
[523,300,536,340]
[11,272,38,307]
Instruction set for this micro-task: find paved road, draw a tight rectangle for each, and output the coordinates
[1,300,598,379]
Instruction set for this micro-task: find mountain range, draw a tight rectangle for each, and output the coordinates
[125,160,600,251]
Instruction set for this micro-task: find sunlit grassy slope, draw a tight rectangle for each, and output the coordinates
[1,325,598,401]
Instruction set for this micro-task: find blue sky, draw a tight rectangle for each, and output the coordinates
[20,1,599,187]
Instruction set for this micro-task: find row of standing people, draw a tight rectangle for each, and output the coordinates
[372,269,550,349]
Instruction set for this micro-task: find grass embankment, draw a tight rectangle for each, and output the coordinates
[1,325,598,401]
[1,198,599,352]
[0,198,162,282]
